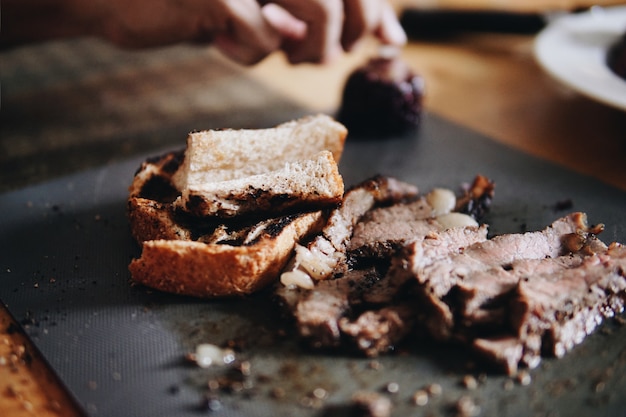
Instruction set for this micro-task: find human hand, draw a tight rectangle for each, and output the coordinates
[3,0,406,66]
[96,0,405,65]
[263,0,407,64]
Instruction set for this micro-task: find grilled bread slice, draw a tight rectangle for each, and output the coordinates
[129,211,326,297]
[171,114,347,218]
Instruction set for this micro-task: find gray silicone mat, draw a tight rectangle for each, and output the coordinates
[2,113,626,417]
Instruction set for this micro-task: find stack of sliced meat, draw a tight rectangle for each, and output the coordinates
[276,175,626,375]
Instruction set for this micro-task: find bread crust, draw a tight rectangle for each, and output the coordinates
[128,197,191,243]
[129,211,325,297]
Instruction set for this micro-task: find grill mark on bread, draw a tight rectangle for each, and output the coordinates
[263,214,301,240]
[184,194,209,214]
[161,150,185,174]
[139,176,179,202]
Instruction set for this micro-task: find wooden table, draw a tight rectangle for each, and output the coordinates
[1,8,625,417]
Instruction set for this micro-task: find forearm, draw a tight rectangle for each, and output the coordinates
[1,0,102,48]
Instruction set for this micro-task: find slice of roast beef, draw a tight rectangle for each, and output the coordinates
[415,212,592,294]
[279,175,418,286]
[455,254,589,331]
[393,211,625,374]
[293,282,351,349]
[347,175,493,262]
[469,244,626,374]
[452,253,596,373]
[510,243,626,358]
[347,198,437,260]
[276,266,391,349]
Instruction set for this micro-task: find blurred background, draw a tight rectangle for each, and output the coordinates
[1,0,625,192]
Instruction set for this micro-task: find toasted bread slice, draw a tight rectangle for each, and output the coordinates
[171,114,347,218]
[173,150,343,218]
[129,211,326,297]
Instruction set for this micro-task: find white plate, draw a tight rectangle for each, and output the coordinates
[534,6,626,111]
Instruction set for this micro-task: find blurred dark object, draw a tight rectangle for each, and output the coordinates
[338,55,424,138]
[608,31,626,80]
[400,9,547,38]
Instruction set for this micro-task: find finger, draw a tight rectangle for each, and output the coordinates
[209,0,283,65]
[341,0,381,51]
[268,0,344,64]
[376,3,407,46]
[341,0,406,51]
[261,3,307,41]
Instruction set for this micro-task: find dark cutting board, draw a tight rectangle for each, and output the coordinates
[1,112,626,417]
